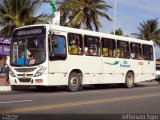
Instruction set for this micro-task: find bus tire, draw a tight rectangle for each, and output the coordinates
[68,72,81,92]
[125,72,134,88]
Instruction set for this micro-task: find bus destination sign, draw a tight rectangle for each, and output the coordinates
[17,29,42,36]
[13,26,46,37]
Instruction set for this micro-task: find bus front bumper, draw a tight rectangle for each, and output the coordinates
[9,75,48,86]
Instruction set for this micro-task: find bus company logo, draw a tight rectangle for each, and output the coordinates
[104,61,120,65]
[120,60,131,68]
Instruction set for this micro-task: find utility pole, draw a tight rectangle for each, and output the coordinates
[114,0,117,35]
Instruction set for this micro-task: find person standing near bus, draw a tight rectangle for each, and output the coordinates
[6,56,10,83]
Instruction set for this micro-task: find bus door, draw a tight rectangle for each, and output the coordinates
[142,44,155,80]
[130,43,143,82]
[48,33,68,85]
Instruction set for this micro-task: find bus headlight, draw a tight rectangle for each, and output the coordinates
[34,67,46,77]
[10,70,16,77]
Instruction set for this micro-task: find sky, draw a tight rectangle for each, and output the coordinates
[38,0,160,35]
[104,0,160,36]
[38,0,160,58]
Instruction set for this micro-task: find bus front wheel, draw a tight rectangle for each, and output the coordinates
[68,72,81,92]
[125,72,134,88]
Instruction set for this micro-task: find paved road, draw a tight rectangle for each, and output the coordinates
[0,85,160,120]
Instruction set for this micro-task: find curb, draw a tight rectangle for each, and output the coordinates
[0,86,11,91]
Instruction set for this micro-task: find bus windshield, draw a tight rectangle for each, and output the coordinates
[10,26,46,66]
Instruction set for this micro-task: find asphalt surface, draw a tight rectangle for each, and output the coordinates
[0,83,160,120]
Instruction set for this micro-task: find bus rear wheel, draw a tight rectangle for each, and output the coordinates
[68,72,81,92]
[125,72,134,88]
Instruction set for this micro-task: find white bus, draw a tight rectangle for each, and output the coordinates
[9,24,156,91]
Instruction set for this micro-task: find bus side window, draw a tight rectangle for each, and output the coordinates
[84,35,100,56]
[101,38,116,57]
[130,42,142,60]
[142,44,153,61]
[117,40,129,59]
[49,35,66,61]
[68,33,83,55]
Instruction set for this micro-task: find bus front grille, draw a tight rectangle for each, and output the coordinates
[18,78,31,83]
[15,67,37,72]
[17,74,34,77]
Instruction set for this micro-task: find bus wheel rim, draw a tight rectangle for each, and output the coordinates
[70,77,78,87]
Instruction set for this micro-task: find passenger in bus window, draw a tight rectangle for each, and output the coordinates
[26,49,32,59]
[85,47,88,54]
[89,47,96,55]
[22,49,32,59]
[131,52,136,59]
[137,53,142,59]
[70,39,79,54]
[17,53,25,65]
[92,48,96,55]
[21,48,33,60]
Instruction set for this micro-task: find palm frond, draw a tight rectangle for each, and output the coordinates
[60,0,112,31]
[0,0,49,38]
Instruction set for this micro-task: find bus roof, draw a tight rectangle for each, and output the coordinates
[14,24,154,45]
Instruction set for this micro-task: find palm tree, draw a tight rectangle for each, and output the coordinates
[111,28,123,36]
[60,0,112,31]
[132,18,160,42]
[0,0,48,38]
